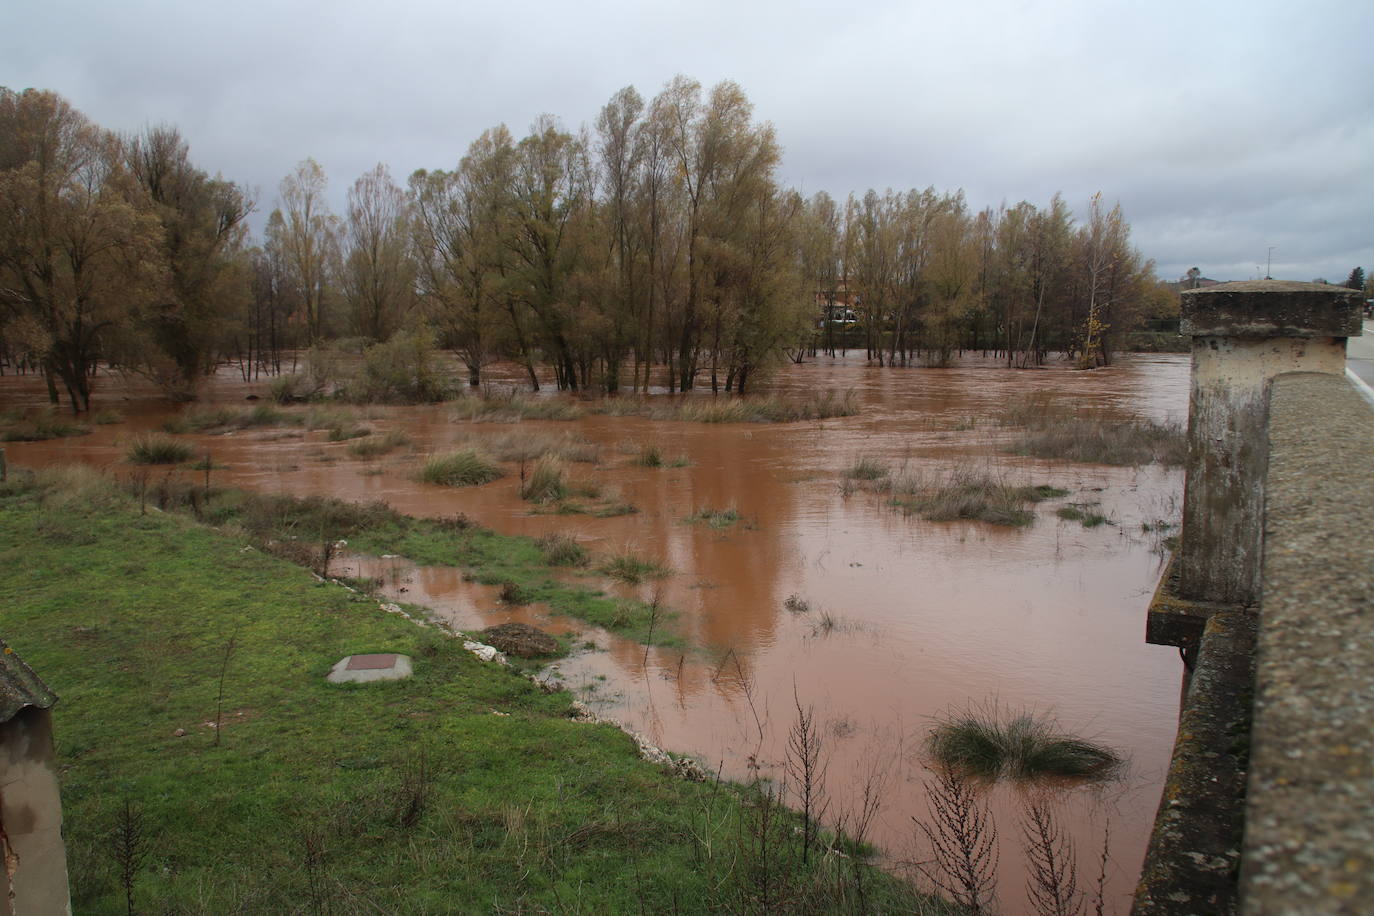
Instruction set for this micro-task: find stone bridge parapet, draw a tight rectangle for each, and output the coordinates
[1135,281,1370,915]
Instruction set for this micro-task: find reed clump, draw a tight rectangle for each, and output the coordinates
[884,470,1066,527]
[927,706,1122,783]
[451,393,584,422]
[417,449,503,488]
[536,533,588,567]
[597,550,671,585]
[127,433,196,465]
[844,456,888,481]
[999,391,1185,466]
[519,456,567,503]
[346,430,411,458]
[454,430,599,465]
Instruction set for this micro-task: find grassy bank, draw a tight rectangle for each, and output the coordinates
[0,468,949,914]
[135,483,679,649]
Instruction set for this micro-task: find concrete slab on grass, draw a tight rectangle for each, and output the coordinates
[327,653,412,684]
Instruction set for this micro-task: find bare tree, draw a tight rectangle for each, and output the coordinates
[785,686,829,864]
[267,158,338,344]
[342,163,413,342]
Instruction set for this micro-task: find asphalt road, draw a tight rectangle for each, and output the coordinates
[1348,319,1374,389]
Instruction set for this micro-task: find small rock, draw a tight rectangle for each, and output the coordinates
[174,728,186,737]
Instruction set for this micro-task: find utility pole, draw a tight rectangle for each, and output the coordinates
[1266,246,1275,280]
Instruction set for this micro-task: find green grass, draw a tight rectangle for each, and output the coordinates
[126,433,196,465]
[0,466,961,914]
[416,449,504,487]
[163,404,294,434]
[926,705,1123,784]
[1056,503,1112,528]
[0,407,90,442]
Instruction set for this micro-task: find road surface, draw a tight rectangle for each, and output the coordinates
[1348,319,1374,389]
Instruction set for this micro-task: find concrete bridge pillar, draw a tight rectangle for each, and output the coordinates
[1177,280,1362,606]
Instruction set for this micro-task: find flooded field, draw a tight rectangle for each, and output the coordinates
[3,352,1189,913]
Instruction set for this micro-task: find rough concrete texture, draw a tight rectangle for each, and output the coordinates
[1181,281,1362,339]
[1134,611,1255,915]
[1239,373,1374,914]
[1,707,74,915]
[1178,337,1346,605]
[326,654,413,684]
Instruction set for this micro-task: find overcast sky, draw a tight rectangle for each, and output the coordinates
[4,0,1371,284]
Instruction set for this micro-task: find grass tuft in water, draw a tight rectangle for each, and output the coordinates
[926,705,1122,783]
[417,449,503,487]
[346,430,411,458]
[536,533,588,567]
[127,433,195,465]
[684,506,743,530]
[886,471,1064,527]
[598,550,672,585]
[519,456,567,503]
[844,456,888,481]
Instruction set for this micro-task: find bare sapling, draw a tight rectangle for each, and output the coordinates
[113,799,148,916]
[1022,797,1082,916]
[785,686,830,865]
[213,627,239,747]
[912,768,998,915]
[643,585,665,665]
[396,746,431,829]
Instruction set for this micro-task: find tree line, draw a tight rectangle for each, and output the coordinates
[0,81,1175,411]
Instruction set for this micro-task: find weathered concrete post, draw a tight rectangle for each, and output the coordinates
[1176,280,1362,606]
[1,641,71,915]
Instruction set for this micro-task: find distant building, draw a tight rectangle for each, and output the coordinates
[1,639,71,914]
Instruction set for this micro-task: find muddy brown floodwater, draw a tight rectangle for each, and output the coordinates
[4,352,1190,914]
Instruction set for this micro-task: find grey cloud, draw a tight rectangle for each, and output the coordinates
[3,0,1371,281]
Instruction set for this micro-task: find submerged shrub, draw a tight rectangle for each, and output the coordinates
[127,433,195,465]
[417,450,503,487]
[344,331,451,404]
[927,706,1122,783]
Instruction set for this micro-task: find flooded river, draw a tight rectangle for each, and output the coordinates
[3,352,1189,913]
